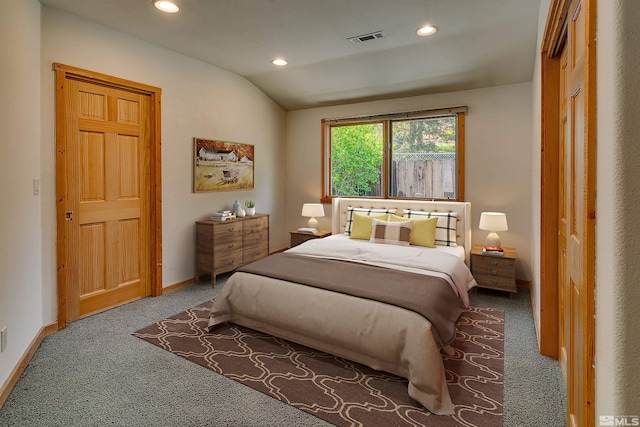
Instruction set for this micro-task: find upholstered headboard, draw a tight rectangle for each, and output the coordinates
[331,197,472,265]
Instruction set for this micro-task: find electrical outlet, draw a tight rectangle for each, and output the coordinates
[0,327,6,353]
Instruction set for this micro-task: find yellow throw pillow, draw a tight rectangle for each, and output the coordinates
[350,212,389,240]
[388,214,438,247]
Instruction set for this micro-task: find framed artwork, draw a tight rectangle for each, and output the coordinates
[193,138,254,192]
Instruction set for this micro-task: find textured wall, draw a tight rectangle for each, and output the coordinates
[596,0,640,416]
[0,0,43,391]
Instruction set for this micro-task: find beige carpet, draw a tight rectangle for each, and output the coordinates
[134,300,504,426]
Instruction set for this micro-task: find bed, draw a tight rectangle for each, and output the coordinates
[206,197,476,415]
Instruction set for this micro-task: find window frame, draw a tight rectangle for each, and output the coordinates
[321,108,466,203]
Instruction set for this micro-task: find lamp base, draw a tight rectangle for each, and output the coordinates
[484,232,501,248]
[307,217,319,230]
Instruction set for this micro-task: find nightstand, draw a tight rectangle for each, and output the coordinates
[471,245,517,294]
[290,230,331,248]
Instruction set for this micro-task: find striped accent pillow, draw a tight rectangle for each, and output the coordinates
[403,210,458,246]
[370,218,413,246]
[344,207,396,236]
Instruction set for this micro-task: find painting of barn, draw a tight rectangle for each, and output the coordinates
[193,138,254,192]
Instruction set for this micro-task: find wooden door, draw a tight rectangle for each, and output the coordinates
[541,0,595,424]
[55,64,163,327]
[558,47,569,382]
[566,0,596,425]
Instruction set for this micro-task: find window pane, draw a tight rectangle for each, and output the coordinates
[390,116,457,199]
[330,123,384,197]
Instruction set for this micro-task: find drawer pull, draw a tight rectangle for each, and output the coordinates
[228,227,235,232]
[228,260,235,265]
[228,243,234,248]
[491,269,497,275]
[490,260,498,266]
[490,279,497,285]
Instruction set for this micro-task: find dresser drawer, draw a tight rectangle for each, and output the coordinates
[213,234,243,253]
[243,216,268,235]
[472,257,515,278]
[474,274,517,292]
[472,255,514,271]
[243,242,269,264]
[213,249,243,271]
[213,221,243,239]
[243,229,268,246]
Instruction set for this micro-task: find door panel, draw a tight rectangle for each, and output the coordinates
[565,0,595,425]
[558,46,569,380]
[55,63,162,329]
[540,2,595,424]
[66,79,150,320]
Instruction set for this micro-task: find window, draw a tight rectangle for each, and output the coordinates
[322,107,466,202]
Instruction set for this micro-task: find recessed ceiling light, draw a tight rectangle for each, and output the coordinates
[272,58,288,66]
[417,25,438,37]
[152,0,179,13]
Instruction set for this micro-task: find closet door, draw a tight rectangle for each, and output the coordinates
[565,0,596,425]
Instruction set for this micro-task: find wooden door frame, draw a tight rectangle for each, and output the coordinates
[540,0,596,423]
[54,63,163,329]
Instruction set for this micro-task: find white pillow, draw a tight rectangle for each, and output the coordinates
[344,207,396,236]
[402,210,458,246]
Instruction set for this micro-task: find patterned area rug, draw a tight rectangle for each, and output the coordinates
[133,301,503,426]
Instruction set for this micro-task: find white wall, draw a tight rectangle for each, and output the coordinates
[286,83,533,280]
[0,0,44,391]
[38,6,288,323]
[596,0,640,416]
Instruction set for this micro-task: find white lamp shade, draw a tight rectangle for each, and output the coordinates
[301,203,324,229]
[301,203,325,218]
[479,212,508,231]
[479,212,508,247]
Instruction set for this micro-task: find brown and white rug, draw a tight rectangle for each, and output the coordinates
[133,301,503,427]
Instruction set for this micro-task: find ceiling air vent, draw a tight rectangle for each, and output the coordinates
[348,31,386,44]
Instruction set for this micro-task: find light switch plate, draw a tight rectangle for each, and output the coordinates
[0,327,6,353]
[33,178,40,195]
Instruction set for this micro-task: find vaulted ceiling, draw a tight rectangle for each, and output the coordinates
[39,0,541,110]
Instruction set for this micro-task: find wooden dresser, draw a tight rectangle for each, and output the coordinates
[471,245,517,294]
[196,214,269,286]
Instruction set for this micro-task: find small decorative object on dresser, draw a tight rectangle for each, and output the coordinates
[245,200,256,216]
[471,245,516,294]
[290,229,331,248]
[196,214,269,287]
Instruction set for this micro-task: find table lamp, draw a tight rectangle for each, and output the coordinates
[301,203,324,230]
[479,212,508,248]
